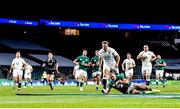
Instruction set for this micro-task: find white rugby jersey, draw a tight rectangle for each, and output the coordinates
[122,58,135,70]
[99,47,119,66]
[25,64,33,73]
[11,57,26,70]
[139,51,155,67]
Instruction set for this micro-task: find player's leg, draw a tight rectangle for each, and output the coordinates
[17,71,23,91]
[28,76,33,87]
[80,70,87,91]
[102,65,110,90]
[96,73,101,90]
[47,73,53,90]
[12,76,18,89]
[125,71,130,81]
[134,84,151,91]
[129,69,134,82]
[156,70,160,88]
[145,67,152,86]
[141,67,146,81]
[24,73,28,88]
[159,70,165,88]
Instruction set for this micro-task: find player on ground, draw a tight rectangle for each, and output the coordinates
[154,55,167,88]
[9,51,26,91]
[137,45,156,86]
[24,62,33,88]
[99,41,120,90]
[73,49,90,91]
[122,53,135,82]
[102,70,160,94]
[91,50,101,90]
[42,52,59,90]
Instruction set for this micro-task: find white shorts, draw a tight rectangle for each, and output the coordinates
[127,83,137,94]
[156,70,164,78]
[142,66,152,76]
[125,69,133,78]
[24,73,31,79]
[103,63,119,74]
[92,71,101,77]
[13,70,23,77]
[75,69,87,78]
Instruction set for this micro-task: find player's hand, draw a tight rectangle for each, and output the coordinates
[115,63,119,68]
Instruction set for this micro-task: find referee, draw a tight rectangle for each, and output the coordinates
[42,52,59,90]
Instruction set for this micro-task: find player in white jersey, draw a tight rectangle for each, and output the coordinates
[137,45,156,86]
[24,62,33,88]
[73,64,80,86]
[9,51,26,91]
[122,53,136,82]
[99,41,120,90]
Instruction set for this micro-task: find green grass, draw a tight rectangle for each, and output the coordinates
[1,84,180,108]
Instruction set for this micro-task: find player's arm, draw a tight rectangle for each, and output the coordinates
[137,51,143,60]
[22,60,26,70]
[30,66,33,73]
[156,61,167,67]
[112,48,120,67]
[129,59,136,69]
[73,57,79,65]
[115,55,120,67]
[56,61,60,73]
[42,61,46,67]
[98,57,103,71]
[106,80,114,94]
[83,60,91,67]
[10,59,15,72]
[90,58,95,67]
[117,78,129,85]
[122,61,125,71]
[150,52,156,62]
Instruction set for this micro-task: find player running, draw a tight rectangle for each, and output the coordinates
[122,53,135,82]
[154,55,167,88]
[9,51,26,91]
[91,50,101,90]
[73,49,90,91]
[42,52,59,90]
[137,45,156,86]
[99,41,120,90]
[24,62,33,88]
[102,70,160,94]
[73,64,80,86]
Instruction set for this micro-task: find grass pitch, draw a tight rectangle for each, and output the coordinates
[0,84,180,108]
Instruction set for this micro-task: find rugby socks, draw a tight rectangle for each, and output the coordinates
[146,79,150,86]
[80,82,84,87]
[18,82,22,89]
[76,81,79,87]
[30,81,33,86]
[102,79,107,89]
[156,80,159,86]
[25,81,27,86]
[49,82,53,90]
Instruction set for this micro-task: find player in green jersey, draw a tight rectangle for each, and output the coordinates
[102,69,160,94]
[91,50,101,90]
[73,49,90,91]
[154,55,167,88]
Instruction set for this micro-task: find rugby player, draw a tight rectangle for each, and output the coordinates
[73,49,90,91]
[91,50,101,90]
[122,52,135,82]
[99,41,120,90]
[137,45,156,86]
[154,55,167,88]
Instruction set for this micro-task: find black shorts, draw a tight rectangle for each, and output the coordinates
[46,70,55,75]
